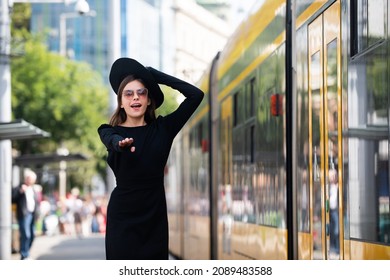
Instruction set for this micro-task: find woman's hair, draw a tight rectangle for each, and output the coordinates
[109,75,157,126]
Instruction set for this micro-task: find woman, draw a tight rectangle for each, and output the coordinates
[98,58,204,259]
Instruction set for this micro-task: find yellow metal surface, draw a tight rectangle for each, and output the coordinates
[183,215,210,260]
[349,240,390,260]
[218,221,288,260]
[298,232,312,260]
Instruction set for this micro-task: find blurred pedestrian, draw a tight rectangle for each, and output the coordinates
[98,58,204,259]
[66,187,84,238]
[91,205,106,234]
[329,169,339,256]
[12,169,40,260]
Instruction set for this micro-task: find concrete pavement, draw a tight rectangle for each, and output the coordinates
[11,233,105,260]
[11,233,176,260]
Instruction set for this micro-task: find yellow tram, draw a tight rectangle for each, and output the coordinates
[165,0,390,260]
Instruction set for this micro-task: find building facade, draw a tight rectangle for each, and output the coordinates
[30,0,230,84]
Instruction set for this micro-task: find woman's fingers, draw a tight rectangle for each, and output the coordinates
[119,138,135,152]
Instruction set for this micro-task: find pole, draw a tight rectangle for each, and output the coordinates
[0,0,13,260]
[59,10,96,57]
[285,0,297,259]
[0,0,93,260]
[59,12,67,56]
[105,0,120,194]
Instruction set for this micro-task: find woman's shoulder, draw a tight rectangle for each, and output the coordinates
[97,124,117,135]
[98,123,111,129]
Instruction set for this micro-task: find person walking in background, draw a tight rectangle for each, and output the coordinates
[12,169,40,260]
[66,187,84,238]
[91,205,106,234]
[98,58,204,260]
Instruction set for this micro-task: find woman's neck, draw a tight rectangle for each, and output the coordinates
[121,117,146,127]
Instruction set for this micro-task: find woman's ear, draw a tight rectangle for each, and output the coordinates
[148,98,151,106]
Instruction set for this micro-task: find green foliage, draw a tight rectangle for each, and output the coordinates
[10,35,109,191]
[11,38,109,150]
[156,85,180,116]
[10,3,31,32]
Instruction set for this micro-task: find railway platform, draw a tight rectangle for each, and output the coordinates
[11,233,176,260]
[11,233,106,260]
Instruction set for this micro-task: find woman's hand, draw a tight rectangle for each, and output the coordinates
[118,138,135,152]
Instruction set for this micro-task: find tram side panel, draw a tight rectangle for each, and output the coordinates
[167,66,212,260]
[294,14,311,259]
[343,0,390,259]
[177,102,211,260]
[216,14,289,261]
[167,0,390,260]
[166,134,184,259]
[294,0,390,259]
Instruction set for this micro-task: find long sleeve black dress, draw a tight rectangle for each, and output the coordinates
[98,68,204,260]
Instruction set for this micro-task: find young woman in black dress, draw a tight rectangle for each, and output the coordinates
[98,58,204,260]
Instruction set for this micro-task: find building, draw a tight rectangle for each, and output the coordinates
[30,0,230,84]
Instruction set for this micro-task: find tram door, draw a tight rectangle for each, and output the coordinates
[308,1,343,260]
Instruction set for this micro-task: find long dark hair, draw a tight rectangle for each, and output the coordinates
[109,75,157,126]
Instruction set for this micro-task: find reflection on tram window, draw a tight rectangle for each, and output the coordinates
[298,169,309,232]
[377,149,390,243]
[348,41,390,243]
[329,169,339,257]
[353,0,386,55]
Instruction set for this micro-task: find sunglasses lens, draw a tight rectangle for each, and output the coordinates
[138,88,148,96]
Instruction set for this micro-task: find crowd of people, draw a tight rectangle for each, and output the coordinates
[12,169,107,259]
[39,187,107,238]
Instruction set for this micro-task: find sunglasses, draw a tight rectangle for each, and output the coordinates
[122,88,148,98]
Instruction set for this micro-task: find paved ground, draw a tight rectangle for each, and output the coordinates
[12,233,106,260]
[11,233,176,260]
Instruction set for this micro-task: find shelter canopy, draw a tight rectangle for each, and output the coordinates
[0,119,50,141]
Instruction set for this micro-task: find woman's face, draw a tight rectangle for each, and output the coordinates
[121,80,151,120]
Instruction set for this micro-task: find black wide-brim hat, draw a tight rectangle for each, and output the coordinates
[109,57,164,108]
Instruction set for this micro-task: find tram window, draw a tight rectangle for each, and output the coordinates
[189,131,194,149]
[233,92,238,126]
[351,0,386,56]
[348,34,389,243]
[244,125,255,164]
[233,90,244,126]
[250,125,255,163]
[197,122,203,148]
[250,78,256,117]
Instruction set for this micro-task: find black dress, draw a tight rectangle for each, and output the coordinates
[98,70,203,260]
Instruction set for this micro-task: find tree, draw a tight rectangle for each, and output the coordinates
[11,32,109,193]
[156,85,180,117]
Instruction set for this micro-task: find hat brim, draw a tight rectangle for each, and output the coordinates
[109,57,164,108]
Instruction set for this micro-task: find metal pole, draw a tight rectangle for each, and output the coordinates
[0,0,12,260]
[105,0,120,194]
[0,0,93,260]
[59,11,96,57]
[285,0,297,260]
[59,13,67,56]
